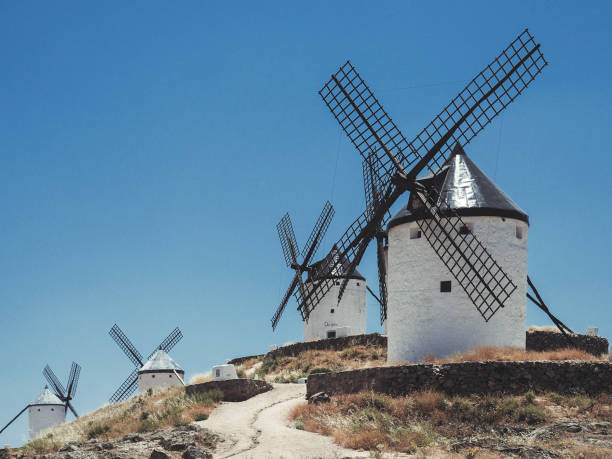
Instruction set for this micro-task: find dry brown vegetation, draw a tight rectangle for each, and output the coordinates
[291,390,612,456]
[21,386,222,455]
[528,325,561,333]
[419,346,603,364]
[241,344,604,382]
[236,344,387,382]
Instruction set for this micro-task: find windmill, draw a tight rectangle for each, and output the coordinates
[271,201,368,340]
[295,30,547,350]
[43,362,81,418]
[108,324,184,403]
[1,362,81,439]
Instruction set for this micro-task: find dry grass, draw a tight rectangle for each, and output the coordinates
[291,391,612,455]
[189,372,213,384]
[528,325,561,333]
[420,346,603,364]
[21,386,223,454]
[235,344,386,382]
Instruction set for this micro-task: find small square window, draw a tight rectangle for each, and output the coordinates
[215,369,220,377]
[169,375,172,378]
[440,281,451,292]
[410,228,422,239]
[51,408,54,411]
[152,374,155,378]
[37,408,40,412]
[356,282,360,286]
[459,223,473,235]
[327,331,336,338]
[515,225,523,239]
[330,308,335,314]
[335,281,340,286]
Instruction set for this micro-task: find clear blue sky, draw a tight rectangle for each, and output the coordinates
[1,1,610,446]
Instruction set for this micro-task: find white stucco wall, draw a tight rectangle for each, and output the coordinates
[387,216,528,363]
[138,371,184,393]
[29,404,65,439]
[304,278,367,341]
[212,364,238,381]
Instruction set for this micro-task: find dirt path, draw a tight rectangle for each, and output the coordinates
[197,383,371,458]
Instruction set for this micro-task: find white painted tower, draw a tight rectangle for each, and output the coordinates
[303,247,367,341]
[28,387,65,439]
[387,146,528,363]
[138,349,185,393]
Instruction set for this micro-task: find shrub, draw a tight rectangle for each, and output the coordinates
[523,390,536,404]
[295,420,305,430]
[195,413,209,421]
[515,405,546,424]
[191,389,224,406]
[256,357,277,377]
[86,422,110,439]
[450,397,472,420]
[569,395,594,412]
[495,398,520,418]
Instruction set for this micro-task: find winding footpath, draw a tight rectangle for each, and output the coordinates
[197,383,371,458]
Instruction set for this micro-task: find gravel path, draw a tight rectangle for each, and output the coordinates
[197,383,371,458]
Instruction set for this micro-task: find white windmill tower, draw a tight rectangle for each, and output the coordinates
[306,30,550,362]
[1,362,81,440]
[108,324,185,403]
[386,145,529,362]
[270,201,367,341]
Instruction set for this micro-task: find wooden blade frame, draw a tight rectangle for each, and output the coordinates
[271,202,335,329]
[307,29,547,323]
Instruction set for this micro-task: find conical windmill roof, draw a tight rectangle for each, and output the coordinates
[31,386,63,406]
[307,246,366,282]
[388,145,528,229]
[139,349,184,373]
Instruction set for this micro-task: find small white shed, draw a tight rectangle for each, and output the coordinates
[212,364,238,381]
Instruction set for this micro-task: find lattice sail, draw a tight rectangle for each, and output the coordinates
[153,327,183,358]
[109,324,144,368]
[109,368,139,404]
[320,29,547,188]
[413,184,517,321]
[43,365,66,398]
[277,213,299,267]
[302,201,334,261]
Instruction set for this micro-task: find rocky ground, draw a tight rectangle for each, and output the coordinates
[450,421,612,458]
[2,424,218,459]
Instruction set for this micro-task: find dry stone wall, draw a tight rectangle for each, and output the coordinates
[526,331,608,356]
[227,330,607,365]
[186,379,271,402]
[306,361,612,398]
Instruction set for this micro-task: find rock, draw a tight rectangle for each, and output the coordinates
[565,423,582,433]
[150,450,171,459]
[308,392,330,404]
[182,446,212,459]
[101,442,114,450]
[59,444,78,452]
[123,434,144,443]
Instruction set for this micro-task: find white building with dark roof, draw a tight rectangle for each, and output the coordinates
[303,247,367,341]
[138,349,185,393]
[29,387,65,438]
[386,146,528,363]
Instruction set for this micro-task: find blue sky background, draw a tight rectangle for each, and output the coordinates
[1,1,611,446]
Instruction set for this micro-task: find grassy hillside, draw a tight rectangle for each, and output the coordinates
[291,390,612,457]
[19,386,222,455]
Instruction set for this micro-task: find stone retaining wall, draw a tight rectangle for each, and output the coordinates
[186,379,272,402]
[306,361,612,398]
[227,331,608,365]
[526,331,608,356]
[266,333,386,359]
